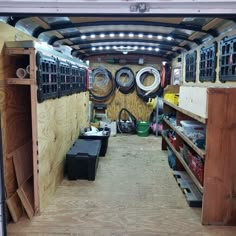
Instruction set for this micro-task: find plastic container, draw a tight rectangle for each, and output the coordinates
[180,120,206,137]
[137,121,150,137]
[79,127,110,156]
[66,139,101,181]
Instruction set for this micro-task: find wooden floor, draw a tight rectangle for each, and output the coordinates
[7,135,236,236]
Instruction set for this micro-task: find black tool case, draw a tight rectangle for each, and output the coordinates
[66,139,101,181]
[79,127,110,157]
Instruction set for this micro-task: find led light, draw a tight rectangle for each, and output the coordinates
[134,46,138,50]
[105,46,110,50]
[81,35,86,39]
[141,46,145,50]
[155,48,160,52]
[109,33,115,37]
[128,33,134,38]
[98,46,103,50]
[167,36,172,41]
[119,33,124,37]
[127,46,131,49]
[138,33,143,38]
[148,47,153,51]
[120,45,124,49]
[148,34,153,39]
[91,47,96,51]
[157,35,163,40]
[100,33,105,38]
[112,46,117,49]
[90,34,96,39]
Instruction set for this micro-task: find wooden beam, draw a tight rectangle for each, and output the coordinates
[31,17,50,30]
[202,18,223,31]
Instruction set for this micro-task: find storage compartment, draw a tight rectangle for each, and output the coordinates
[66,139,101,181]
[180,120,206,137]
[79,127,110,156]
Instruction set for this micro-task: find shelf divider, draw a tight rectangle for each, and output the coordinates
[7,78,35,85]
[162,132,204,193]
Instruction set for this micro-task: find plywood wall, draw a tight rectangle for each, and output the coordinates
[37,92,89,209]
[90,59,164,121]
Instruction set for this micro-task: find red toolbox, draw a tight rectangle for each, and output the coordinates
[188,151,204,186]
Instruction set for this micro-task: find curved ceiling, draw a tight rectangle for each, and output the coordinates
[0,16,236,60]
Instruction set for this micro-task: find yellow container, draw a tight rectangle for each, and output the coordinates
[164,93,179,105]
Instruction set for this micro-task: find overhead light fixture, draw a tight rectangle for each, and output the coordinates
[81,35,86,39]
[138,33,144,38]
[148,47,153,51]
[98,46,103,50]
[119,33,124,37]
[114,45,137,54]
[100,33,105,38]
[112,45,117,49]
[148,34,153,39]
[90,34,96,39]
[91,47,96,51]
[155,48,160,52]
[141,46,145,50]
[157,35,163,40]
[105,46,110,50]
[128,33,134,38]
[167,36,172,41]
[109,33,115,37]
[134,46,138,50]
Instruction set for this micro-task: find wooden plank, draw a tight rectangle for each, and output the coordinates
[31,17,50,29]
[12,141,33,187]
[7,78,35,85]
[164,100,206,124]
[30,49,40,214]
[162,132,204,193]
[17,177,34,219]
[163,117,205,158]
[6,192,23,223]
[37,92,89,209]
[202,88,236,225]
[202,18,223,31]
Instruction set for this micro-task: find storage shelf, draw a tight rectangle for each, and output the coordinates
[7,78,35,85]
[163,100,206,124]
[162,132,204,193]
[163,117,205,158]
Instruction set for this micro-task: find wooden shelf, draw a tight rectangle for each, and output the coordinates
[163,100,206,124]
[7,78,35,85]
[162,132,204,193]
[163,117,205,158]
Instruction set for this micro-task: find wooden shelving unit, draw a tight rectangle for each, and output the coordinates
[7,78,35,85]
[162,132,204,193]
[162,88,236,225]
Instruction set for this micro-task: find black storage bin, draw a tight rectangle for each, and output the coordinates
[66,139,101,181]
[79,128,110,157]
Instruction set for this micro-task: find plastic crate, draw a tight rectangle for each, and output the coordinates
[185,50,197,82]
[79,127,110,157]
[199,42,217,82]
[66,139,101,181]
[180,120,206,137]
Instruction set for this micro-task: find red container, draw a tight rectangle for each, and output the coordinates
[188,151,204,186]
[168,133,177,149]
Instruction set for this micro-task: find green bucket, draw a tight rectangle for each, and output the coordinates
[137,121,150,137]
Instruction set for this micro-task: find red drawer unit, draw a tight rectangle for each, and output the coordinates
[188,151,204,186]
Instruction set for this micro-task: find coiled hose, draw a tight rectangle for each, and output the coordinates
[115,67,135,94]
[90,67,116,102]
[136,67,163,102]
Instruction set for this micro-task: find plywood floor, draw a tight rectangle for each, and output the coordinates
[7,135,236,236]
